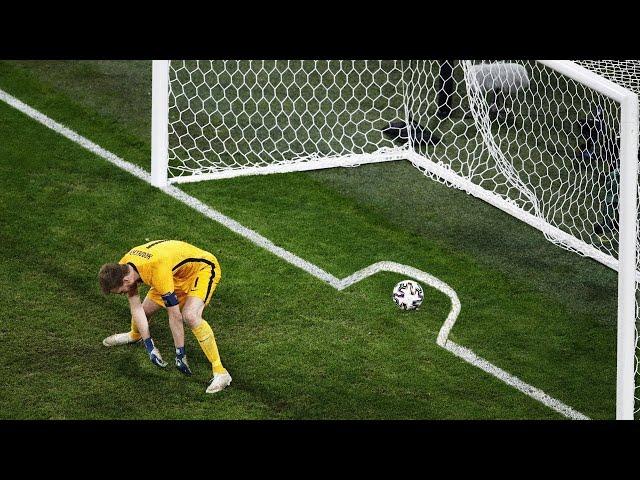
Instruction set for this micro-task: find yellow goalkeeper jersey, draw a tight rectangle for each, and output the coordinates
[119,240,220,301]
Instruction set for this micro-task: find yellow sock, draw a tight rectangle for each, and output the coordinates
[191,320,226,374]
[129,317,142,341]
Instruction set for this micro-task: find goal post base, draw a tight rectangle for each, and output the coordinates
[168,149,409,184]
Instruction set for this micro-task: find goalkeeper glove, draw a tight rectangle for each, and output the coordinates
[143,338,167,368]
[175,346,193,376]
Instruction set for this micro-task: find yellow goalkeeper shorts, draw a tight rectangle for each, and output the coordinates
[146,255,221,308]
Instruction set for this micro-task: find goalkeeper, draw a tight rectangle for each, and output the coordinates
[98,240,231,394]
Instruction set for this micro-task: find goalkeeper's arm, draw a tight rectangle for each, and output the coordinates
[166,304,192,376]
[127,287,167,368]
[127,287,150,339]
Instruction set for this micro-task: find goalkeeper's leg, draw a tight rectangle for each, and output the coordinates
[102,297,162,347]
[183,297,231,393]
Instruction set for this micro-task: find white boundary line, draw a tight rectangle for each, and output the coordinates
[0,88,589,420]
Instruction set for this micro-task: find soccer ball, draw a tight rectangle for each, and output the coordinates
[392,280,424,310]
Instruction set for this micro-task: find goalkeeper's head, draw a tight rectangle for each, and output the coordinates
[99,263,137,294]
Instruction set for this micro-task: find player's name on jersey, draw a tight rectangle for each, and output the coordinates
[129,249,153,259]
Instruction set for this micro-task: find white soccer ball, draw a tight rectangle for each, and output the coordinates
[392,280,424,311]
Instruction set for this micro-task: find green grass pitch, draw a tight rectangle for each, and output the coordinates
[0,60,619,419]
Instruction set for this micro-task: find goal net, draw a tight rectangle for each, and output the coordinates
[151,60,639,419]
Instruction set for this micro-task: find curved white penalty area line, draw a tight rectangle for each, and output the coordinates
[0,87,589,420]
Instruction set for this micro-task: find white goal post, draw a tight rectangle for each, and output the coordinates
[151,59,639,419]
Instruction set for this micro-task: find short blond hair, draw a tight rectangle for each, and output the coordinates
[98,263,129,294]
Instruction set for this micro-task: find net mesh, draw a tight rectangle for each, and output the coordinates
[167,59,639,416]
[168,60,408,179]
[409,62,618,253]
